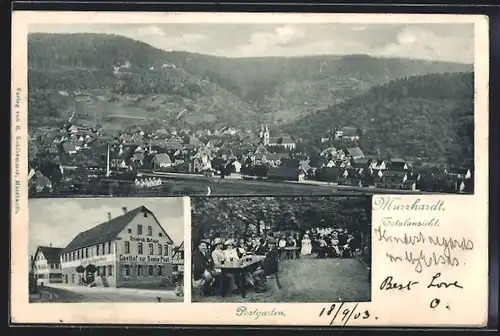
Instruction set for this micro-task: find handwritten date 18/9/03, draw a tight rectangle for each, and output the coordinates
[319,303,372,326]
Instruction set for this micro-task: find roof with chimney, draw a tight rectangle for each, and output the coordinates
[339,127,359,137]
[60,206,173,254]
[154,153,172,164]
[34,246,64,264]
[345,147,364,159]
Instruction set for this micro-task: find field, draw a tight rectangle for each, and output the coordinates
[136,173,436,196]
[74,98,165,130]
[192,257,371,303]
[41,174,436,198]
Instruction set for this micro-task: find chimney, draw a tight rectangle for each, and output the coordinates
[49,243,52,247]
[122,207,128,214]
[107,212,112,221]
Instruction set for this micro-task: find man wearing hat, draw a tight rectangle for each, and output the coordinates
[252,237,280,292]
[192,239,218,295]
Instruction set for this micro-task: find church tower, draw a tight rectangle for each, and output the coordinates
[259,125,264,139]
[263,125,270,146]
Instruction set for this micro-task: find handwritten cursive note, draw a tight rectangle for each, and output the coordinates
[371,195,487,325]
[375,225,474,273]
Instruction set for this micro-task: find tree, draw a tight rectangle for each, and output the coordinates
[191,196,370,246]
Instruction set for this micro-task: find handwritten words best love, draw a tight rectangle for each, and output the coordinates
[370,195,488,327]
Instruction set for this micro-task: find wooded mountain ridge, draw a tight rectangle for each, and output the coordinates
[28,33,472,122]
[287,71,474,165]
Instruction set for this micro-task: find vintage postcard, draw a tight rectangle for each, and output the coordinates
[11,11,489,326]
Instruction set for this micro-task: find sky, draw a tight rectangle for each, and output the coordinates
[29,198,185,256]
[29,23,474,63]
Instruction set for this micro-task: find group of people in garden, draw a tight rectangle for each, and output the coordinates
[192,227,367,297]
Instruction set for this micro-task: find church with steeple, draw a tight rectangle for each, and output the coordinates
[258,125,270,146]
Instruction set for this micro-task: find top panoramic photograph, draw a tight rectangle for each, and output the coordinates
[27,22,476,197]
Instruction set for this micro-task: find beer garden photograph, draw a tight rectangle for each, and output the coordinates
[28,197,185,303]
[27,22,475,198]
[190,196,372,303]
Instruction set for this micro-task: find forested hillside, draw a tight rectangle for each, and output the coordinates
[287,72,474,166]
[28,33,473,123]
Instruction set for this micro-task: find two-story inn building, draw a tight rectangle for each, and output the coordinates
[59,206,175,288]
[33,245,64,285]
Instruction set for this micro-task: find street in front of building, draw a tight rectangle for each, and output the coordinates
[30,284,182,303]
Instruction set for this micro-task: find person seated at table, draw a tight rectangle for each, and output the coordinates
[224,239,255,289]
[252,237,280,293]
[348,233,360,252]
[211,238,226,266]
[237,239,247,257]
[223,240,242,288]
[286,235,296,259]
[245,239,255,253]
[278,236,287,249]
[317,235,328,259]
[330,234,341,258]
[278,235,287,258]
[294,233,302,259]
[310,234,319,256]
[251,234,259,248]
[253,238,267,256]
[192,239,219,295]
[338,229,348,248]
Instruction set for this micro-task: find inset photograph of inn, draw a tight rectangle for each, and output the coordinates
[28,198,185,303]
[27,22,474,198]
[190,196,371,303]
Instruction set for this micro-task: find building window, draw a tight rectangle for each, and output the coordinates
[124,241,130,254]
[180,251,184,260]
[148,265,154,276]
[158,244,162,255]
[138,265,143,276]
[159,232,163,237]
[77,250,80,260]
[164,245,169,256]
[96,245,100,256]
[157,266,163,276]
[102,243,106,255]
[137,224,143,235]
[137,243,143,254]
[123,265,130,277]
[148,243,154,255]
[128,228,132,234]
[108,242,112,254]
[147,226,152,236]
[85,248,89,258]
[108,265,113,276]
[102,266,106,276]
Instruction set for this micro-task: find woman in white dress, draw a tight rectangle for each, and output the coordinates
[301,234,312,256]
[222,240,239,292]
